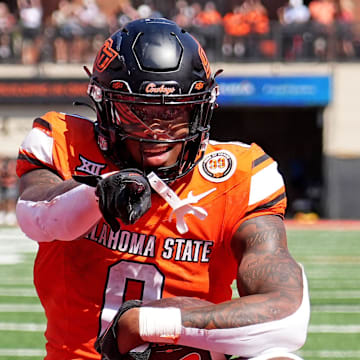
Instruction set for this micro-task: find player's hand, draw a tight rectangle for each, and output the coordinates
[73,169,151,232]
[95,300,147,360]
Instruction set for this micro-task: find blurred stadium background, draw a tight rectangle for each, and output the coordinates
[0,0,360,359]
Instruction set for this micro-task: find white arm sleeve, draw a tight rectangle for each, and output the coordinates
[140,266,310,358]
[16,184,102,242]
[178,266,310,357]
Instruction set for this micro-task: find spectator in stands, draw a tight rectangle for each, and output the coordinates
[0,157,18,225]
[137,3,162,19]
[279,0,310,25]
[309,0,336,26]
[51,0,85,63]
[189,2,202,25]
[278,0,311,60]
[17,0,43,65]
[192,1,223,61]
[171,0,192,28]
[223,0,271,60]
[110,0,139,33]
[137,1,163,19]
[172,1,204,43]
[223,5,251,58]
[308,0,336,59]
[194,1,222,26]
[78,0,108,63]
[334,0,355,58]
[0,2,16,62]
[246,0,270,36]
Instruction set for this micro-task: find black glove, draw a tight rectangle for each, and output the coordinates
[95,300,151,360]
[73,169,151,232]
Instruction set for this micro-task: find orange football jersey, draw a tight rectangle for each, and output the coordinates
[17,112,287,360]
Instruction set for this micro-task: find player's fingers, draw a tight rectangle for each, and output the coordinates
[72,174,101,187]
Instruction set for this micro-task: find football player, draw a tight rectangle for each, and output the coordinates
[16,18,310,360]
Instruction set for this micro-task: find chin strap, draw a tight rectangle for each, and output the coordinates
[147,172,216,234]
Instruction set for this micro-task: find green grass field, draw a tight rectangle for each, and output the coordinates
[0,226,359,359]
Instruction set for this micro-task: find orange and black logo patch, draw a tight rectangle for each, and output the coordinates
[94,38,119,73]
[194,82,205,91]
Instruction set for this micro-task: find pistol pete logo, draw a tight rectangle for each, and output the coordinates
[94,38,119,72]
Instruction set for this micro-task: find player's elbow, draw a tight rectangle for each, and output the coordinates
[279,267,310,352]
[16,185,102,242]
[178,268,311,357]
[283,306,309,352]
[16,199,56,242]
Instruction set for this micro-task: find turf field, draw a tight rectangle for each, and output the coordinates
[0,224,359,360]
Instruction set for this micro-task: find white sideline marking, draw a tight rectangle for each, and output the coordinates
[0,288,37,297]
[0,255,22,264]
[309,324,360,333]
[312,304,360,313]
[310,290,360,299]
[0,322,45,331]
[0,304,43,312]
[0,228,37,264]
[0,349,46,356]
[310,279,360,288]
[299,350,360,358]
[0,278,33,285]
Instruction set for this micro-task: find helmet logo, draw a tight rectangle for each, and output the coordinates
[145,83,176,95]
[94,38,119,73]
[198,46,211,79]
[194,82,205,91]
[111,80,131,92]
[190,35,211,79]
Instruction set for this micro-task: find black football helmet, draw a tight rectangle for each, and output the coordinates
[87,18,220,182]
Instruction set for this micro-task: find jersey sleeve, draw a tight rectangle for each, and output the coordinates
[17,114,57,178]
[227,143,287,237]
[16,111,75,179]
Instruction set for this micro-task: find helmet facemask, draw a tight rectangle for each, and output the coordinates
[87,18,220,182]
[89,79,218,182]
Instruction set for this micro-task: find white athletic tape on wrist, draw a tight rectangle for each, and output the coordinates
[139,307,182,342]
[147,172,216,234]
[16,184,102,242]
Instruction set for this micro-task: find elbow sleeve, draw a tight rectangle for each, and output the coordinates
[16,184,102,242]
[178,266,310,357]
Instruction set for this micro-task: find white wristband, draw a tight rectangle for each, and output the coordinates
[139,307,182,343]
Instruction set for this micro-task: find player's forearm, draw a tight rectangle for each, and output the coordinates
[138,268,309,357]
[16,170,101,242]
[18,169,79,202]
[189,254,304,330]
[181,291,298,329]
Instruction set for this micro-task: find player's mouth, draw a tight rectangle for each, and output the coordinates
[143,145,171,155]
[142,145,175,167]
